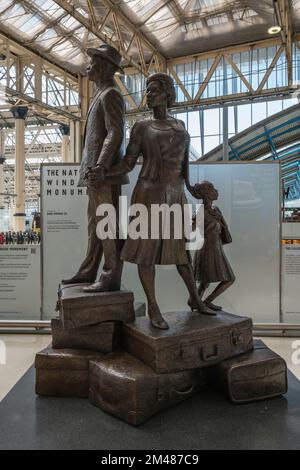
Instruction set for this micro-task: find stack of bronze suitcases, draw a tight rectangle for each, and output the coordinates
[35,285,288,426]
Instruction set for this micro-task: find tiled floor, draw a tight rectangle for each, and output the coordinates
[0,334,299,402]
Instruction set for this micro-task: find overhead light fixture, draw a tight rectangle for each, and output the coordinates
[268,25,281,35]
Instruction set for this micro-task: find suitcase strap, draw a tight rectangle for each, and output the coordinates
[157,384,195,402]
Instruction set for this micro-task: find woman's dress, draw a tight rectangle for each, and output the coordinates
[108,118,191,266]
[193,207,235,283]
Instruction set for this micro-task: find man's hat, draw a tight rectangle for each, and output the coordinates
[87,44,124,74]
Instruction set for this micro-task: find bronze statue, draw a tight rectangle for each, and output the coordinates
[189,181,235,311]
[90,73,215,329]
[62,45,128,293]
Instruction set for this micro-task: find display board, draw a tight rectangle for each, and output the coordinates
[42,162,281,323]
[41,164,88,319]
[188,162,281,323]
[282,232,300,323]
[0,245,41,319]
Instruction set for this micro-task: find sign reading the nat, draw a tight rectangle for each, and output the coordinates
[41,164,88,319]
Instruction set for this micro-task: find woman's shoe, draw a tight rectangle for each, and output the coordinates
[148,305,169,330]
[188,298,197,311]
[188,298,217,316]
[204,300,222,311]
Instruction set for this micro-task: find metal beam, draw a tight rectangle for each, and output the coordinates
[53,0,166,75]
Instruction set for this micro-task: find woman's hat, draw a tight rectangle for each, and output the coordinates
[86,44,124,74]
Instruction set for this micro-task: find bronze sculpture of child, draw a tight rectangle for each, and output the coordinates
[189,181,235,311]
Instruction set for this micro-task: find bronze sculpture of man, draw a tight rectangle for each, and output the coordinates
[90,73,215,329]
[62,45,128,292]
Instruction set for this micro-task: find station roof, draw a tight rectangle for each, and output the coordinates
[0,0,299,74]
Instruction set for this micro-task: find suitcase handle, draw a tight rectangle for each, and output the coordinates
[201,345,219,362]
[157,385,195,402]
[171,385,195,397]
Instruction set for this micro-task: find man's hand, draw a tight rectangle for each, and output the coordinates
[85,165,106,189]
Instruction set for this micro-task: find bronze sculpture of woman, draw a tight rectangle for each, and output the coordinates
[90,73,215,329]
[189,181,235,311]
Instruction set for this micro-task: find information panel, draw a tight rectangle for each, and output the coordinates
[0,245,41,319]
[41,164,88,319]
[282,239,300,323]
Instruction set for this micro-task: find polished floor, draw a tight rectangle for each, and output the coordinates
[0,333,299,402]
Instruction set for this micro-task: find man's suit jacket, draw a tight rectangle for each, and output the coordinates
[78,85,129,187]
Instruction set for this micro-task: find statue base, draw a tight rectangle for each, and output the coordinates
[35,309,288,426]
[123,311,253,374]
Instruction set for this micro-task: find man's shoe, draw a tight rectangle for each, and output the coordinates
[83,281,120,293]
[61,273,96,285]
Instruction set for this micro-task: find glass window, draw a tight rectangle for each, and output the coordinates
[187,111,200,137]
[252,102,267,124]
[237,104,252,132]
[204,108,220,136]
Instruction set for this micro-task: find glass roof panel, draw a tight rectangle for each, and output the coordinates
[35,28,62,48]
[0,0,13,11]
[145,6,176,29]
[16,15,46,37]
[60,14,82,31]
[30,0,65,18]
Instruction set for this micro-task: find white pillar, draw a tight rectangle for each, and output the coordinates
[0,130,5,209]
[0,157,5,210]
[69,120,75,163]
[60,125,70,163]
[11,106,28,232]
[75,120,82,163]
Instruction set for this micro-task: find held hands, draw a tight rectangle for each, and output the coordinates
[84,164,106,189]
[186,181,198,199]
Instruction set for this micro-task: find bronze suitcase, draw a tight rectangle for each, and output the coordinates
[89,351,207,426]
[123,311,253,374]
[57,284,135,329]
[51,318,120,353]
[208,340,288,403]
[35,347,103,398]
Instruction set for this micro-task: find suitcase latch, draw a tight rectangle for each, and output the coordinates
[231,331,242,346]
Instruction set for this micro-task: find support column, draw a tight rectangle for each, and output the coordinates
[59,124,70,163]
[0,157,5,210]
[223,106,229,161]
[10,106,28,232]
[69,120,75,163]
[75,120,82,163]
[222,58,229,161]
